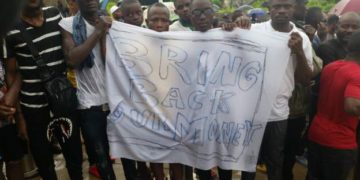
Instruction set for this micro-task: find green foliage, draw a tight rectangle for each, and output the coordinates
[307,0,336,12]
[211,0,223,7]
[106,1,117,14]
[252,0,266,8]
[234,0,337,13]
[217,6,236,14]
[214,0,338,19]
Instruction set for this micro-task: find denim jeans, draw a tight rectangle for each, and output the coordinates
[22,106,83,180]
[79,107,116,180]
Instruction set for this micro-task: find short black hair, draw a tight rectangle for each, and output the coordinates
[305,6,322,25]
[327,14,339,25]
[348,31,360,55]
[174,0,191,7]
[120,0,141,11]
[147,2,169,17]
[190,0,211,10]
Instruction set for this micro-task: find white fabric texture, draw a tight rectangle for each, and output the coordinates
[169,20,192,31]
[59,17,107,109]
[251,20,313,122]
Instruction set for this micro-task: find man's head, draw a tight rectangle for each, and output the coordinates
[77,0,99,17]
[174,0,191,23]
[305,7,324,29]
[347,31,360,59]
[337,12,360,43]
[190,0,214,32]
[146,3,170,32]
[121,0,143,26]
[326,14,339,34]
[267,0,295,26]
[293,0,307,21]
[23,0,43,15]
[110,5,122,21]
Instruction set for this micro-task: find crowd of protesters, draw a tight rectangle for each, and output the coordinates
[0,0,360,180]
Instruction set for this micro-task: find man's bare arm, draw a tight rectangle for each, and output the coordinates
[61,28,103,68]
[344,97,360,117]
[289,32,313,86]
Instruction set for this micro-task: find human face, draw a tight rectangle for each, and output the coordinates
[337,17,360,43]
[269,0,295,25]
[146,7,170,32]
[312,12,325,29]
[113,9,122,21]
[190,0,214,32]
[293,2,306,21]
[175,0,191,22]
[78,0,99,17]
[122,2,143,26]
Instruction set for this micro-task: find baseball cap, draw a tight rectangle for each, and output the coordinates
[110,5,120,14]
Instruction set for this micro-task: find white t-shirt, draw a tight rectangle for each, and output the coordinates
[59,17,107,109]
[169,20,192,31]
[252,20,313,122]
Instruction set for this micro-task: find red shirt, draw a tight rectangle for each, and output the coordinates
[308,60,360,149]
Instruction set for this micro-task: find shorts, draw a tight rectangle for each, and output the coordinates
[0,124,24,162]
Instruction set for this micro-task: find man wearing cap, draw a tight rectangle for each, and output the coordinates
[110,4,123,21]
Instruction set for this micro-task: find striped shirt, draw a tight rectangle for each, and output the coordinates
[1,7,66,109]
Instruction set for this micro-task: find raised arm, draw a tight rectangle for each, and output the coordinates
[62,27,103,68]
[61,17,110,68]
[289,32,313,86]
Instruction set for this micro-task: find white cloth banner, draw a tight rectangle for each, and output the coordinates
[106,22,291,171]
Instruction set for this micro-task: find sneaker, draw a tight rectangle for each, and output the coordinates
[89,165,100,178]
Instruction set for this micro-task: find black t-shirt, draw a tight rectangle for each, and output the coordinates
[1,7,66,109]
